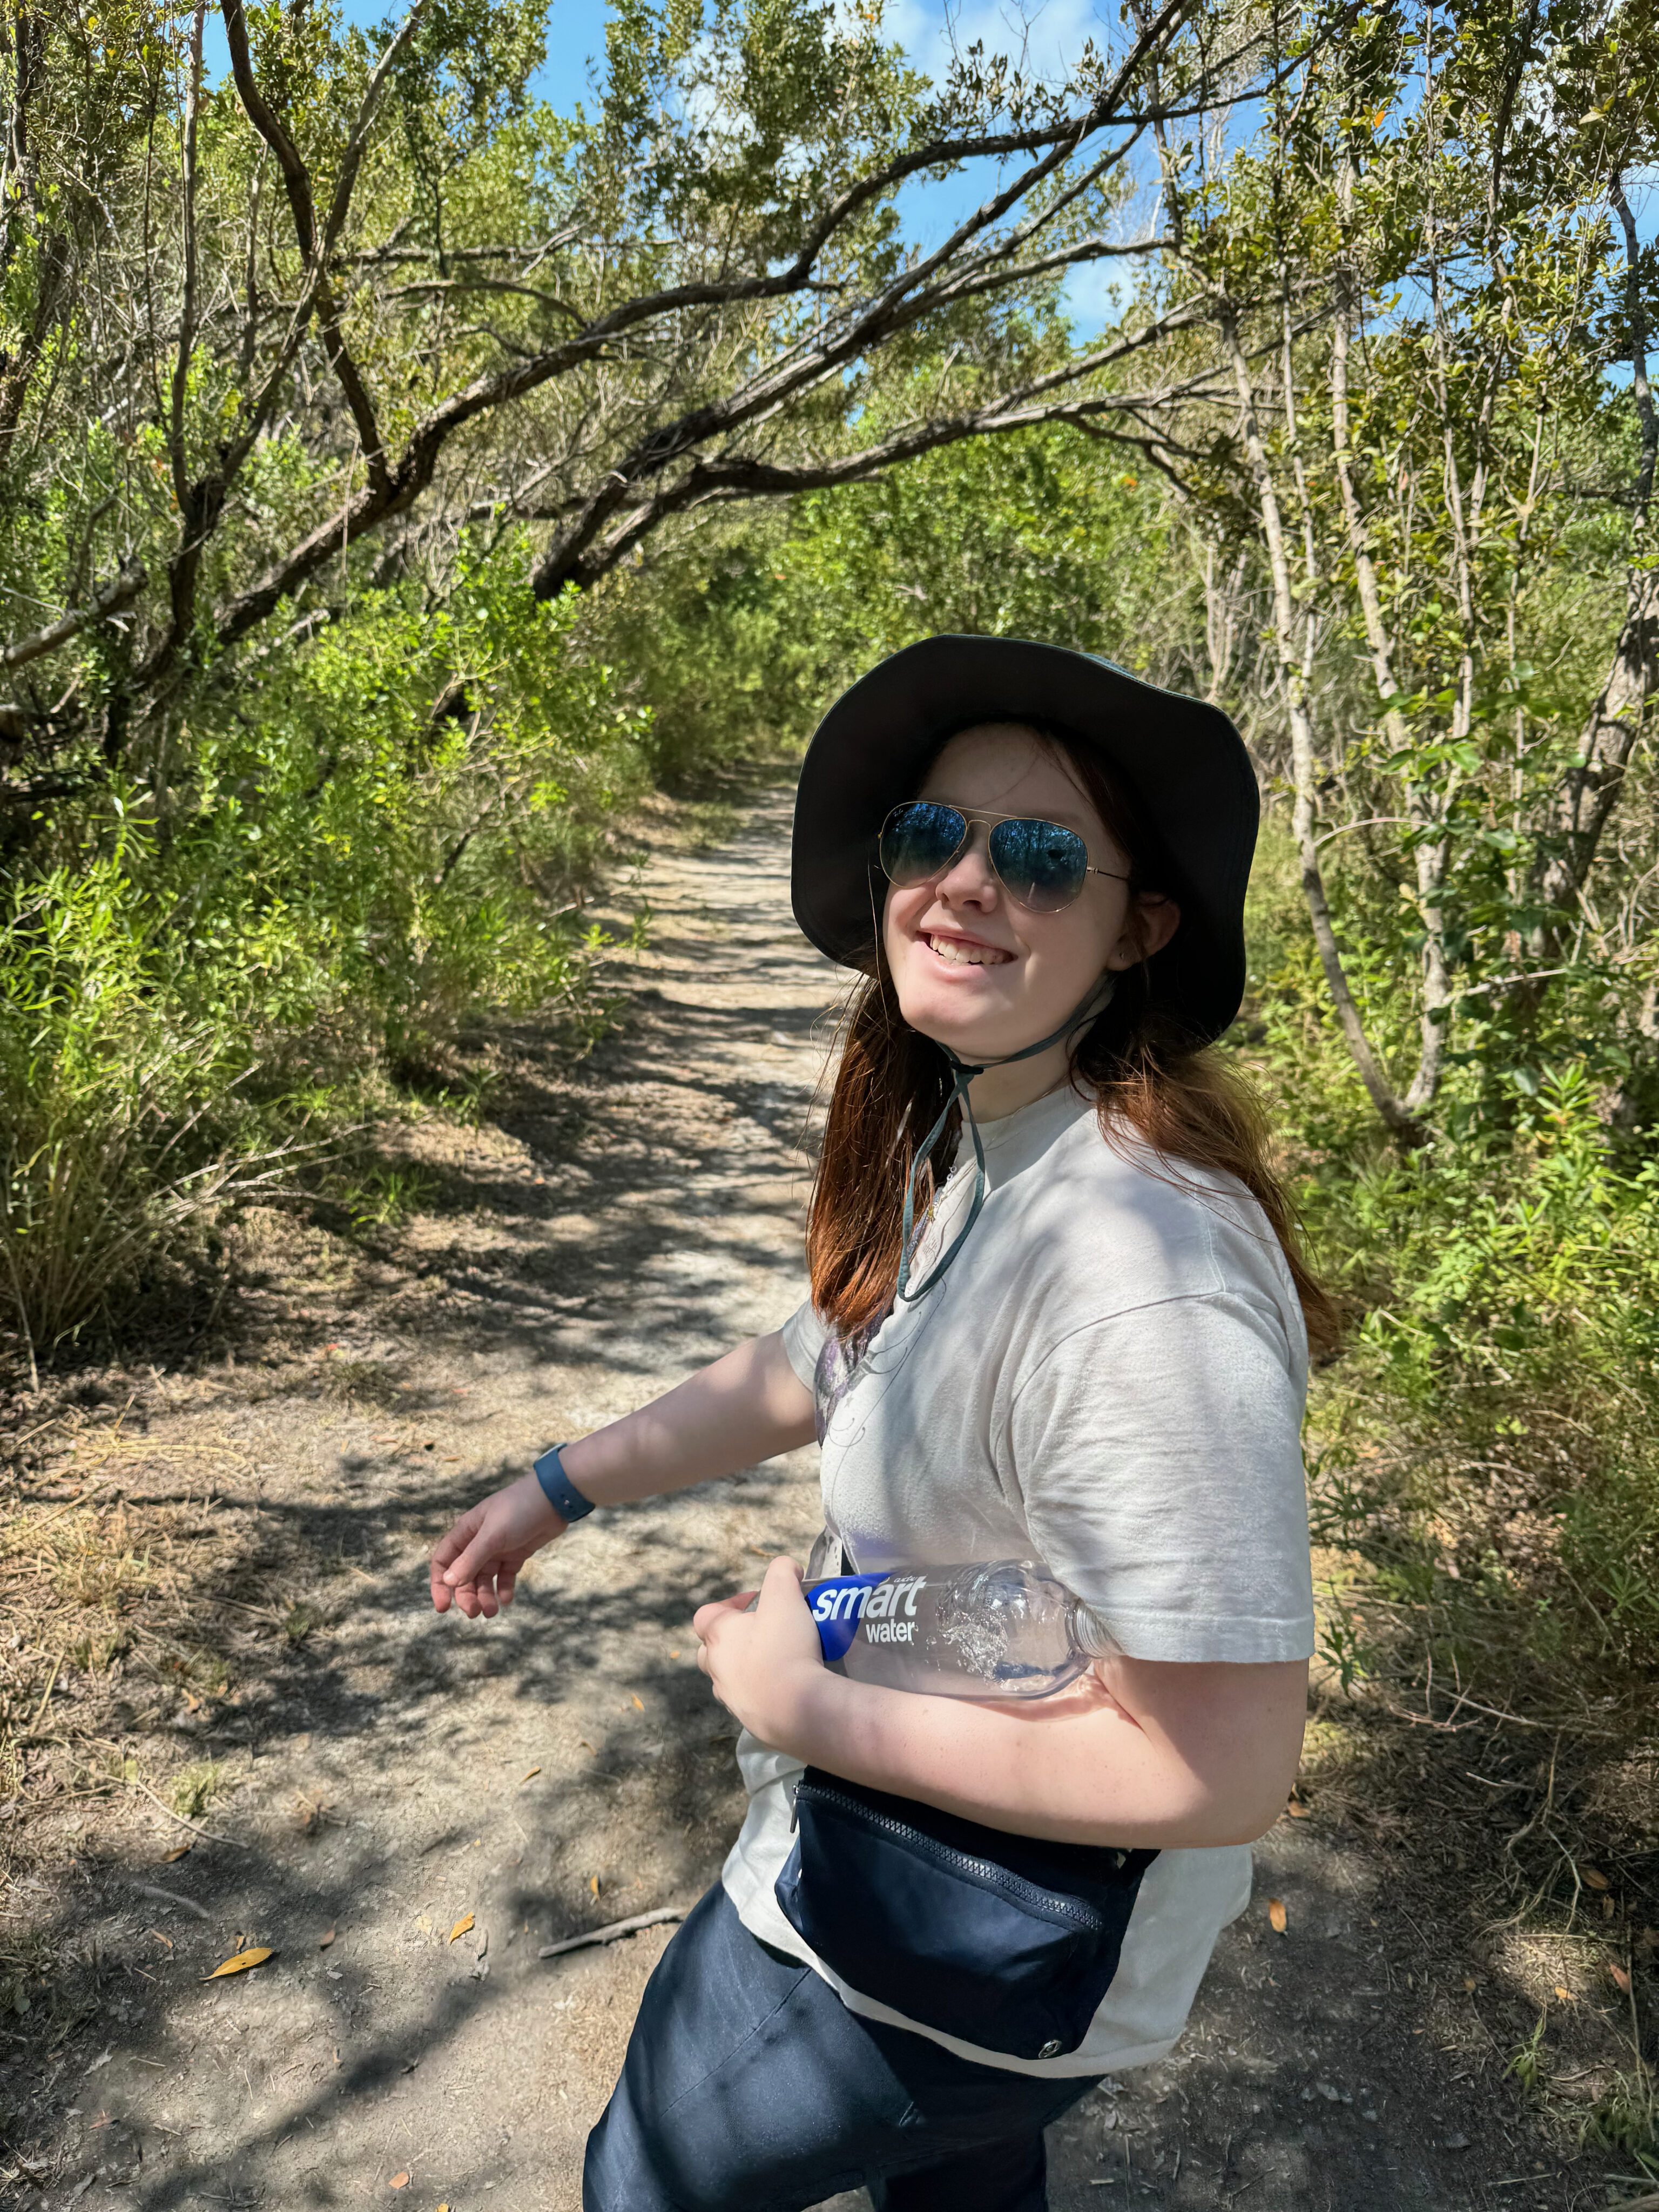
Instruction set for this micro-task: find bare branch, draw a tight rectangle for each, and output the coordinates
[1610,174,1656,523]
[1219,299,1422,1139]
[2,561,147,675]
[169,0,207,516]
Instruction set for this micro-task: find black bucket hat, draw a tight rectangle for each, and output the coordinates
[791,634,1259,1044]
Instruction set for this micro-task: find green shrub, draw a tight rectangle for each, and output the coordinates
[1301,1057,1659,1681]
[0,543,651,1383]
[0,846,277,1382]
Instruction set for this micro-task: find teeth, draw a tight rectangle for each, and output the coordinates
[927,934,1009,967]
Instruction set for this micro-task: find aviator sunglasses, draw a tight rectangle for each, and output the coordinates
[879,801,1129,914]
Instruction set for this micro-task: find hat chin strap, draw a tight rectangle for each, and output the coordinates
[895,972,1118,1305]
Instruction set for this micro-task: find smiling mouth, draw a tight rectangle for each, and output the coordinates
[925,932,1014,968]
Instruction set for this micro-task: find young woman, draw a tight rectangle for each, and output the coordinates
[429,636,1329,2212]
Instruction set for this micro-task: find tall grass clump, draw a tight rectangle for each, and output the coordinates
[0,847,279,1384]
[1302,1060,1659,1690]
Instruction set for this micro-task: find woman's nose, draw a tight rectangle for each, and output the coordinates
[934,822,1000,907]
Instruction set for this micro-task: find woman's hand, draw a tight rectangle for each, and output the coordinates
[429,1473,564,1618]
[692,1555,826,1746]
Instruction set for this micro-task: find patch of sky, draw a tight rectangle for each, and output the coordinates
[880,0,1162,335]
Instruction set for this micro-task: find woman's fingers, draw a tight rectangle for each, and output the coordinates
[430,1518,473,1583]
[443,1525,504,1595]
[436,1478,564,1613]
[691,1591,756,1641]
[756,1555,806,1604]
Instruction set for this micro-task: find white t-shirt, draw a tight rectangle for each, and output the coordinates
[721,1081,1316,2076]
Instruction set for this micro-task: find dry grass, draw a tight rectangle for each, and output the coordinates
[0,1416,302,1900]
[1297,1540,1659,2176]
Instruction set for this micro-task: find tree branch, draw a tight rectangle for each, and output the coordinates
[219,0,428,490]
[169,0,207,516]
[1523,174,1659,974]
[1220,300,1422,1139]
[2,561,147,674]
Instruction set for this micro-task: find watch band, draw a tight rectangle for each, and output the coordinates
[532,1442,596,1523]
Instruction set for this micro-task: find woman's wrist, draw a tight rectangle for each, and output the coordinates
[758,1661,861,1766]
[532,1440,597,1523]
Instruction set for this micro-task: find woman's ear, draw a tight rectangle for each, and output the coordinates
[1107,893,1181,970]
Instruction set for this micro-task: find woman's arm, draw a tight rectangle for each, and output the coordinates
[429,1330,815,1620]
[694,1559,1307,1850]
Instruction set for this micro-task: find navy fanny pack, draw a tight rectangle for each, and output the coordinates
[775,1768,1157,2060]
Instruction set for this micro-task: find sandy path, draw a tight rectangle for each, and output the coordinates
[5,793,1600,2212]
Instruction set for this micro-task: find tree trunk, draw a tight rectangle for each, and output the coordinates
[1220,304,1422,1139]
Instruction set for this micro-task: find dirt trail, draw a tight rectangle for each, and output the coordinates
[2,794,1615,2212]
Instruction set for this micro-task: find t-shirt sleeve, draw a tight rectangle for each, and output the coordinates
[778,1300,830,1392]
[1008,1292,1315,1664]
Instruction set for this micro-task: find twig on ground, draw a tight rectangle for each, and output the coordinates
[2,1478,118,1547]
[538,1905,686,1958]
[130,1883,213,1923]
[126,1776,247,1848]
[26,1657,60,1731]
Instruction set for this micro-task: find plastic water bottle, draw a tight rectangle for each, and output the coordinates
[785,1561,1121,1701]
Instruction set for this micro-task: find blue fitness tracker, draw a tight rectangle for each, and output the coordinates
[532,1441,596,1523]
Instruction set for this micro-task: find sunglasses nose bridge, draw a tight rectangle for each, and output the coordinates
[934,814,1000,899]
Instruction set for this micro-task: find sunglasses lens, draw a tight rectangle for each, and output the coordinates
[988,818,1090,911]
[880,802,967,887]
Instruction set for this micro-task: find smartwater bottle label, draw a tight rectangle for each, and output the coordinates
[807,1574,889,1662]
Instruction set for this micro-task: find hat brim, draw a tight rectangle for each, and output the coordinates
[790,635,1258,1044]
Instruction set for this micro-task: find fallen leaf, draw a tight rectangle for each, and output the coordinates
[318,1927,336,1950]
[1609,1961,1632,1993]
[1285,1798,1311,1818]
[669,1650,680,1659]
[163,1843,193,1863]
[520,1768,541,1784]
[1552,1985,1573,2001]
[1268,1898,1287,1934]
[389,2172,410,2190]
[1582,1867,1610,1892]
[203,1947,274,1981]
[590,1876,601,1898]
[448,1914,475,1944]
[632,1696,644,1712]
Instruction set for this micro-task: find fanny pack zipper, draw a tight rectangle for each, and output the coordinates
[797,1778,1111,1934]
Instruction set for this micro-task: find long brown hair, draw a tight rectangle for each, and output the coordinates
[805,725,1339,1360]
